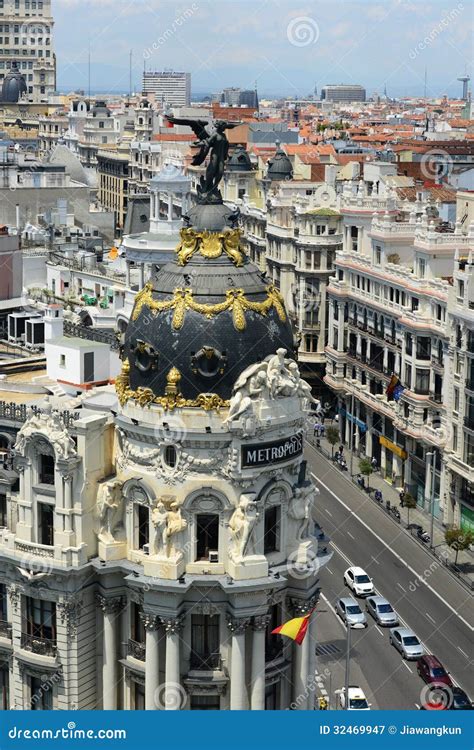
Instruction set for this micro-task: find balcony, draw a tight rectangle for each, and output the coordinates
[127,638,146,662]
[429,392,443,404]
[189,652,222,671]
[21,633,57,657]
[0,620,11,639]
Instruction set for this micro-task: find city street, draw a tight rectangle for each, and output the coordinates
[307,443,474,709]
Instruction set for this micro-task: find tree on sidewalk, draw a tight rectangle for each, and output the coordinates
[403,492,417,526]
[326,426,339,457]
[358,458,373,490]
[445,528,474,567]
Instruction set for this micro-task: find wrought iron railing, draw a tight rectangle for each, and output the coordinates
[127,638,146,662]
[63,321,120,350]
[189,652,221,671]
[21,632,57,657]
[0,401,80,428]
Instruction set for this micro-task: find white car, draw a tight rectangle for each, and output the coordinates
[343,566,375,597]
[337,686,371,710]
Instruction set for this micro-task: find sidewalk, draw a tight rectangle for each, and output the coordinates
[307,428,474,590]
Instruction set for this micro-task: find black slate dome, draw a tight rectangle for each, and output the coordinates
[2,62,27,103]
[122,211,296,404]
[267,146,293,181]
[227,144,252,172]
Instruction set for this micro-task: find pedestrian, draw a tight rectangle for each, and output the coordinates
[339,445,344,455]
[320,424,326,438]
[399,488,406,507]
[371,456,378,471]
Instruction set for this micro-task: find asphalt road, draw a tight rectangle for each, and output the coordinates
[306,443,474,709]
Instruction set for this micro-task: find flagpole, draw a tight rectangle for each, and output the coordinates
[350,391,354,477]
[344,623,351,709]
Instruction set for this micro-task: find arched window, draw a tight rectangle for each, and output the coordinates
[164,445,177,468]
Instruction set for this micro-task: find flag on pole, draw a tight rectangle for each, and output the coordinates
[271,612,313,645]
[386,375,405,402]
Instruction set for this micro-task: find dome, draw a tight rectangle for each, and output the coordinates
[91,100,111,117]
[2,62,27,103]
[150,163,190,193]
[267,146,293,181]
[121,209,296,407]
[227,144,252,172]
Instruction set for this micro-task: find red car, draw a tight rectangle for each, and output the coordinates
[417,655,453,687]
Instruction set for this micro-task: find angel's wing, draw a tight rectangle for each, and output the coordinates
[166,116,210,140]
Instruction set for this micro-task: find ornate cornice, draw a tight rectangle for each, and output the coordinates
[290,593,319,618]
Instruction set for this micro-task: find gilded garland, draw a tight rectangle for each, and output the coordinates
[115,360,229,412]
[176,227,245,267]
[131,282,286,332]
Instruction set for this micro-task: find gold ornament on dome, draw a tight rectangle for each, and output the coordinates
[131,282,286,332]
[175,227,245,267]
[114,358,229,412]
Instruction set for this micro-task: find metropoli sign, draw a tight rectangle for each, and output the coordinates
[241,433,304,468]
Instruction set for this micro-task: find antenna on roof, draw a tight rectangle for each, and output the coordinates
[129,49,133,101]
[88,42,91,102]
[424,66,427,99]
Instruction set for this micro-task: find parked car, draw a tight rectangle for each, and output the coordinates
[417,655,453,687]
[450,687,473,710]
[344,566,375,597]
[389,627,425,660]
[365,596,399,626]
[336,597,367,627]
[337,686,371,710]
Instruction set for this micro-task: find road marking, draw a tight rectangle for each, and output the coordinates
[312,474,473,632]
[397,582,405,592]
[331,541,353,568]
[457,646,468,659]
[425,612,436,624]
[325,509,333,517]
[374,625,383,636]
[347,531,355,540]
[402,661,413,673]
[326,567,333,575]
[371,556,380,565]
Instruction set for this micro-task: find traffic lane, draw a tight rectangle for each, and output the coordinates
[320,558,422,709]
[314,485,474,696]
[306,444,474,624]
[314,594,381,710]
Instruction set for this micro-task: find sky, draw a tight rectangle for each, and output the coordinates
[54,0,472,98]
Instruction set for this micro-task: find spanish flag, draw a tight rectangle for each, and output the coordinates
[271,613,312,645]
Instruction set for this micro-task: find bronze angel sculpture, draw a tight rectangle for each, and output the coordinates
[167,117,241,204]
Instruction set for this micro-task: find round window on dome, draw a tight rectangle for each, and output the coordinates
[191,347,226,378]
[134,341,157,373]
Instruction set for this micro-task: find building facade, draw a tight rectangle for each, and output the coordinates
[0,0,56,102]
[142,71,191,106]
[320,85,366,103]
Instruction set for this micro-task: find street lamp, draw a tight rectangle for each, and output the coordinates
[343,621,365,709]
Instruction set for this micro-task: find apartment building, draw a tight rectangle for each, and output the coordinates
[0,0,56,102]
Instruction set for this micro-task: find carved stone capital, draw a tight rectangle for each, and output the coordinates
[160,615,184,635]
[227,617,250,635]
[290,593,319,618]
[252,614,271,632]
[140,612,160,632]
[8,584,23,612]
[96,594,124,615]
[57,598,82,639]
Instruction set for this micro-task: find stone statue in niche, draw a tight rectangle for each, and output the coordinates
[229,493,259,560]
[151,497,187,560]
[97,480,124,543]
[289,484,316,541]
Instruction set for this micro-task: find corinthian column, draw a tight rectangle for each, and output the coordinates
[251,615,270,710]
[141,612,160,710]
[228,617,250,710]
[160,616,184,710]
[96,595,123,710]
